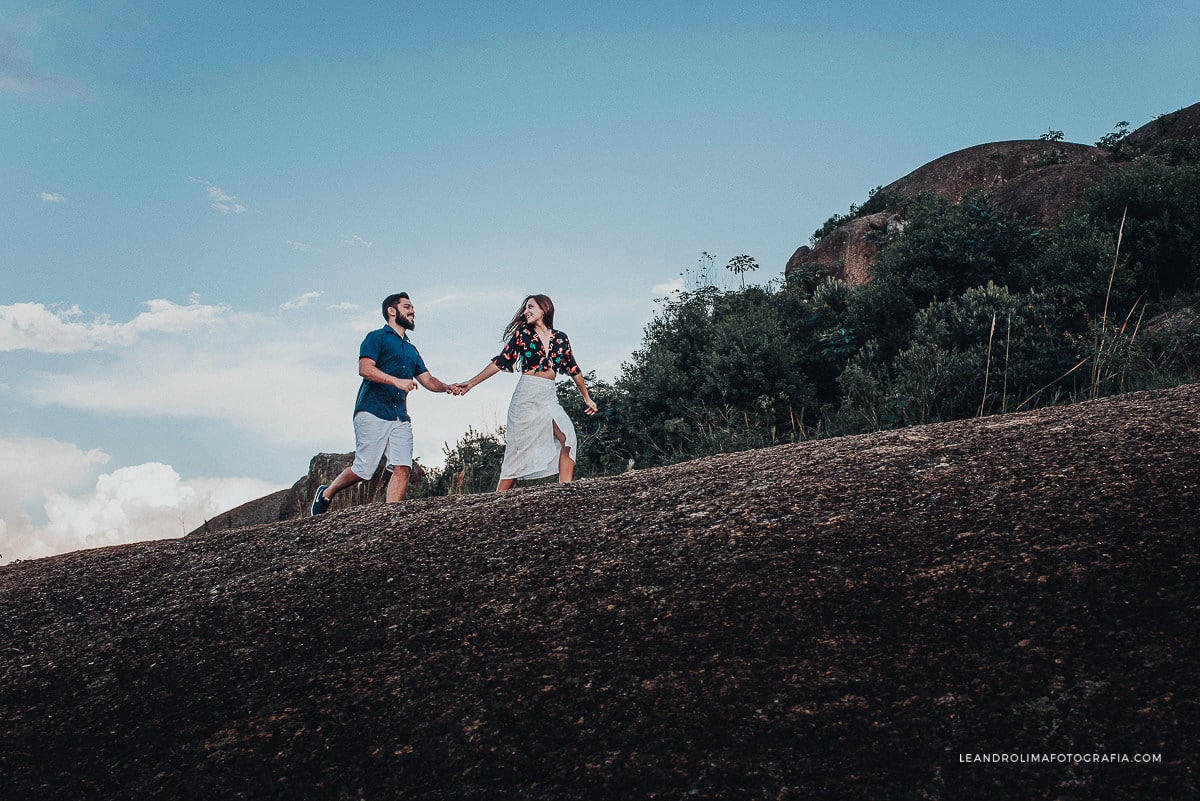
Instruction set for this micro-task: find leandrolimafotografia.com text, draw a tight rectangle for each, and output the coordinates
[959,752,1162,765]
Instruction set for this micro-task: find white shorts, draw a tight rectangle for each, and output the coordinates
[351,412,414,479]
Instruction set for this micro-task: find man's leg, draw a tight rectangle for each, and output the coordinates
[383,420,414,503]
[386,466,411,502]
[323,466,364,499]
[312,465,369,515]
[313,412,387,515]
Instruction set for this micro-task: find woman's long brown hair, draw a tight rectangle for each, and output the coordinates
[503,294,555,341]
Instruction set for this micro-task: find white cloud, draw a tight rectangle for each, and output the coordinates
[286,240,311,251]
[39,191,65,202]
[0,45,84,95]
[651,277,685,296]
[189,178,247,214]
[0,458,285,564]
[340,234,373,248]
[11,297,520,466]
[0,437,110,505]
[22,313,355,448]
[128,298,228,333]
[328,302,360,311]
[207,184,247,214]
[282,291,320,310]
[0,298,228,353]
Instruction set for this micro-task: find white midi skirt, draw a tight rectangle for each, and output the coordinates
[500,375,578,481]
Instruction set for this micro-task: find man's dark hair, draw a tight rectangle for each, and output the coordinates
[382,293,410,321]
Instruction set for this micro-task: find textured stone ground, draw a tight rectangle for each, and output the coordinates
[2,384,1198,800]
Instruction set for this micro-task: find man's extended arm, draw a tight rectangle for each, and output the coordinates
[359,357,417,391]
[416,371,454,393]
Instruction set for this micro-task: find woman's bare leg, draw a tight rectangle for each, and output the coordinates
[553,421,574,483]
[497,477,517,492]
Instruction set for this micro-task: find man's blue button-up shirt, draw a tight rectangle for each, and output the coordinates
[354,326,427,422]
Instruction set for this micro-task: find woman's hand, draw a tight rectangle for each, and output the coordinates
[584,397,598,415]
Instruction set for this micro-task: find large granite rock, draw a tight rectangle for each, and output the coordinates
[786,102,1200,287]
[787,141,1110,287]
[189,452,426,535]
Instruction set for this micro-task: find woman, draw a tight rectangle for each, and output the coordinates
[456,294,597,491]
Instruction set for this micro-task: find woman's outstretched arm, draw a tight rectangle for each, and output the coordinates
[454,362,502,395]
[572,372,598,415]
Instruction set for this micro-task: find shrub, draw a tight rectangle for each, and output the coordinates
[422,427,507,496]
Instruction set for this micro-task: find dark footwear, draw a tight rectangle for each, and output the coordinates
[310,485,331,516]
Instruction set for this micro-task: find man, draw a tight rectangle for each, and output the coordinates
[311,292,456,514]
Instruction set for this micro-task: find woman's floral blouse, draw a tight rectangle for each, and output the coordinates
[491,326,581,376]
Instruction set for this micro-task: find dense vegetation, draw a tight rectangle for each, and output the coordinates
[416,133,1200,496]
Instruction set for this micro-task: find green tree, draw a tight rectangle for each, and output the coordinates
[726,254,760,289]
[557,372,630,476]
[893,284,1068,420]
[850,193,1042,361]
[1095,120,1130,154]
[1073,161,1200,299]
[423,427,507,495]
[614,286,821,466]
[1018,160,1200,343]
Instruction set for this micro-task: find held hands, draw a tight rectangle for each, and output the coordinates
[394,377,471,396]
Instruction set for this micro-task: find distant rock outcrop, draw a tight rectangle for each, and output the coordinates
[879,140,1109,217]
[786,102,1200,287]
[785,211,900,286]
[190,453,426,535]
[985,161,1110,223]
[787,140,1109,286]
[1121,101,1200,157]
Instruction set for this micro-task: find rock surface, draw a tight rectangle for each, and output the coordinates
[785,211,896,286]
[877,140,1108,218]
[1122,101,1200,156]
[787,141,1109,287]
[2,384,1198,800]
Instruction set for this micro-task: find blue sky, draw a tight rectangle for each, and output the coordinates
[2,1,1197,561]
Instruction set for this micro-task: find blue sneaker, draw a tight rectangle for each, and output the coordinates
[310,485,332,516]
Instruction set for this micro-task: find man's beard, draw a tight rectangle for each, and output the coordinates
[398,315,415,331]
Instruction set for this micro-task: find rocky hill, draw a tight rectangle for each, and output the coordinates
[189,453,427,535]
[787,102,1200,285]
[2,383,1198,800]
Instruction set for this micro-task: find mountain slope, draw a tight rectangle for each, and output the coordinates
[2,384,1198,800]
